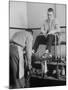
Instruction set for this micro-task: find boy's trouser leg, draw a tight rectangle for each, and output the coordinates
[46,34,58,53]
[10,44,25,88]
[46,35,55,52]
[33,35,47,52]
[10,44,19,88]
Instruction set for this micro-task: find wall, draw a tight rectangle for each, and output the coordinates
[27,2,55,28]
[9,1,28,39]
[56,4,66,26]
[10,1,28,28]
[9,2,66,29]
[27,2,66,28]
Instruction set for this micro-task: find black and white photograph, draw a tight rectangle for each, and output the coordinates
[9,0,66,89]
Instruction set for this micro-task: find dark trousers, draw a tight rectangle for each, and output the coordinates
[9,44,25,88]
[33,34,58,53]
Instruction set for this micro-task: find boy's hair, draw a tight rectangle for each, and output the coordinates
[48,8,54,12]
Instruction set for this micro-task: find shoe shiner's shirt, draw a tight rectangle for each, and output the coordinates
[10,30,33,79]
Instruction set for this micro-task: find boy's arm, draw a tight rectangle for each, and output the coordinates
[40,20,48,35]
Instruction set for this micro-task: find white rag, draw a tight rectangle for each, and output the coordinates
[17,46,24,79]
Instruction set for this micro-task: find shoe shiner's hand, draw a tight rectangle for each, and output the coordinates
[26,65,32,80]
[28,64,32,70]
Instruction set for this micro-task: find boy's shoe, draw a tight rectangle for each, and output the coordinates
[45,49,52,58]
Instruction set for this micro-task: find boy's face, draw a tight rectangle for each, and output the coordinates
[47,11,54,20]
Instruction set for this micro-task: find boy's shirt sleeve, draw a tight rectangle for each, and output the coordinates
[41,20,48,34]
